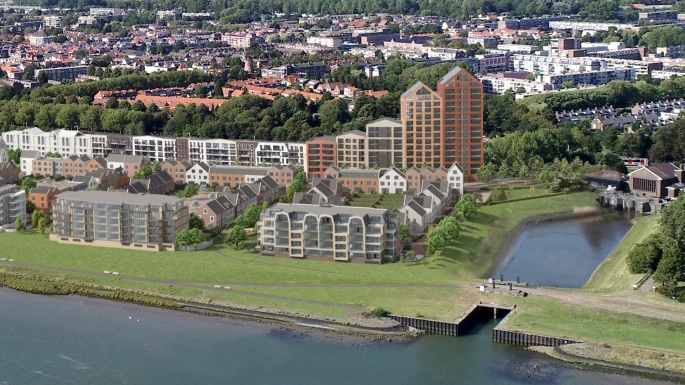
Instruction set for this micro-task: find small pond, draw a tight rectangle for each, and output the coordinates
[494,209,635,288]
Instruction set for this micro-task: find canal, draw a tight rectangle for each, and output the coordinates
[0,288,674,385]
[494,210,634,288]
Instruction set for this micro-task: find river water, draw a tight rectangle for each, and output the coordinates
[0,289,673,385]
[494,211,634,288]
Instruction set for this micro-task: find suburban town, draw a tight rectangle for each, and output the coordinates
[1,1,685,382]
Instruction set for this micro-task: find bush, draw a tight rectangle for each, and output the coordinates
[627,236,663,274]
[370,307,389,318]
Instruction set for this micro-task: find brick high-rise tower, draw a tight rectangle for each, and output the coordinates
[400,67,483,180]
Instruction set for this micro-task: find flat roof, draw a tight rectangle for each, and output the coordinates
[56,190,183,206]
[268,203,389,217]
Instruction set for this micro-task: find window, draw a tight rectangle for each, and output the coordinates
[203,209,208,214]
[210,216,214,222]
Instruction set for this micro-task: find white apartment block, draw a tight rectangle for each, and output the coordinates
[541,69,635,89]
[200,139,237,165]
[480,75,552,94]
[43,15,63,28]
[511,55,602,75]
[0,184,26,229]
[255,141,306,169]
[306,36,342,48]
[548,21,634,31]
[132,136,176,162]
[90,134,108,158]
[2,128,92,157]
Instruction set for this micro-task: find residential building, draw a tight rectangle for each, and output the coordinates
[161,160,192,186]
[72,168,129,191]
[84,156,108,173]
[90,134,108,158]
[132,136,177,162]
[324,166,380,193]
[258,203,400,263]
[306,36,342,48]
[378,167,407,194]
[128,171,175,195]
[366,118,404,169]
[62,155,91,178]
[50,191,189,251]
[186,162,210,185]
[0,183,26,229]
[236,140,257,165]
[336,130,366,169]
[107,154,146,177]
[35,66,89,82]
[43,15,63,28]
[405,166,447,194]
[20,150,42,176]
[255,141,306,168]
[1,128,91,157]
[89,7,124,16]
[194,195,235,230]
[266,164,300,187]
[306,136,337,179]
[29,186,60,213]
[401,66,483,179]
[207,165,268,187]
[0,162,19,184]
[29,29,53,46]
[32,158,60,178]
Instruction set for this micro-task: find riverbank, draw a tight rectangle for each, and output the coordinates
[529,344,685,383]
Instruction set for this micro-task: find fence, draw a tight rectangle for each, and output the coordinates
[177,240,214,251]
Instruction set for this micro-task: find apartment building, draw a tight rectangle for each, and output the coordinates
[306,136,337,179]
[90,134,108,158]
[207,165,269,187]
[541,69,635,89]
[480,76,552,94]
[336,130,366,169]
[259,203,400,263]
[401,66,483,179]
[2,128,91,157]
[366,118,403,169]
[35,66,89,82]
[324,167,380,193]
[237,140,257,165]
[32,158,62,178]
[0,182,26,229]
[255,141,306,170]
[193,138,235,165]
[132,136,177,162]
[50,191,189,251]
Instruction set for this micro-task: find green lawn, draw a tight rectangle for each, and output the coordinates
[503,296,685,352]
[584,215,659,293]
[345,193,406,210]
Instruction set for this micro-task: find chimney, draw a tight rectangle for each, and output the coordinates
[677,165,685,184]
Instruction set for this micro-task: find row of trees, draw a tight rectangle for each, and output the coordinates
[628,194,685,297]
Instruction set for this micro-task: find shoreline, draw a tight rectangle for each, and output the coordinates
[0,271,418,343]
[528,345,685,384]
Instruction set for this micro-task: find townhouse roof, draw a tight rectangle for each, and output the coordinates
[89,156,108,168]
[192,162,210,172]
[108,154,145,164]
[29,186,57,194]
[337,169,381,179]
[21,150,41,159]
[403,200,427,216]
[209,165,268,175]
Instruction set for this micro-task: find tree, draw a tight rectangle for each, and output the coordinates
[628,235,662,274]
[14,216,25,232]
[189,213,205,231]
[36,71,48,84]
[21,177,36,195]
[243,204,261,228]
[476,163,496,182]
[439,216,461,243]
[286,185,295,202]
[37,217,46,235]
[183,184,198,198]
[132,165,153,179]
[425,226,449,255]
[455,194,478,219]
[262,202,269,211]
[291,171,307,192]
[153,161,162,173]
[226,225,247,249]
[32,209,47,228]
[400,224,410,240]
[6,148,21,164]
[473,191,483,204]
[26,200,36,215]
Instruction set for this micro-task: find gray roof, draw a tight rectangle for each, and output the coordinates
[210,165,268,175]
[438,66,467,85]
[337,169,381,179]
[108,154,145,164]
[367,117,402,126]
[21,150,41,159]
[56,190,183,205]
[401,81,428,99]
[267,203,390,219]
[29,186,56,194]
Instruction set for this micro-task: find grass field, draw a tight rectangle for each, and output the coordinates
[345,193,406,210]
[584,215,659,293]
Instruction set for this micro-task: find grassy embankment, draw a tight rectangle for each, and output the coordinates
[0,189,598,321]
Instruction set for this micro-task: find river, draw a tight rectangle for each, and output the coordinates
[494,210,634,288]
[0,289,674,385]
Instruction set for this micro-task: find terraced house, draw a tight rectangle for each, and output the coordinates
[259,204,400,264]
[50,191,189,251]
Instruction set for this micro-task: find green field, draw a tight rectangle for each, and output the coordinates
[345,193,406,210]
